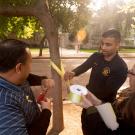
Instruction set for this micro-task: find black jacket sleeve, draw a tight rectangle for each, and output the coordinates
[27,73,47,86]
[28,109,51,135]
[73,53,97,76]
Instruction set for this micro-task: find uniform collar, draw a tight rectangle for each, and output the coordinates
[101,53,119,62]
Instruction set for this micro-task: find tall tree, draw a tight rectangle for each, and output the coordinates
[88,0,131,48]
[119,1,135,38]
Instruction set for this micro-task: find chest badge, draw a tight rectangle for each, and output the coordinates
[102,67,110,76]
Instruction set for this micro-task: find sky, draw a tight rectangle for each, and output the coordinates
[90,0,135,11]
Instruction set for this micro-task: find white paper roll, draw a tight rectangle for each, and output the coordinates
[96,103,119,131]
[69,84,88,103]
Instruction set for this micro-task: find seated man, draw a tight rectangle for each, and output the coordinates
[0,39,54,135]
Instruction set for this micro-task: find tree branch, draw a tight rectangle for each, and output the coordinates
[0,0,50,21]
[0,5,37,17]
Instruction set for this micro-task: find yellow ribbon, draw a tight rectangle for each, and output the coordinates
[50,61,65,78]
[50,60,71,87]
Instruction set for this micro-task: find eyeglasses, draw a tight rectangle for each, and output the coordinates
[128,70,135,76]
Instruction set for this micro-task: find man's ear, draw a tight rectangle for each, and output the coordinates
[15,63,22,74]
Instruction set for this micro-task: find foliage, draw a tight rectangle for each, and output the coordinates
[87,0,135,45]
[0,16,43,39]
[0,0,41,39]
[119,1,135,36]
[119,2,135,14]
[0,0,91,39]
[49,0,91,33]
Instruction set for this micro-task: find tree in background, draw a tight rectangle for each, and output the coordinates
[88,0,135,48]
[48,0,91,33]
[0,0,91,49]
[119,0,135,42]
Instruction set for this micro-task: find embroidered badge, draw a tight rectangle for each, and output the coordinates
[102,67,110,76]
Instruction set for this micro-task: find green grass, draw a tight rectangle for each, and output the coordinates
[119,48,135,53]
[29,48,135,54]
[80,49,97,53]
[80,48,135,53]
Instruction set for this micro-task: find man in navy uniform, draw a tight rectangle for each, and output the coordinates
[64,29,128,135]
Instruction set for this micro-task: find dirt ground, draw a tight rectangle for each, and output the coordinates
[47,103,83,135]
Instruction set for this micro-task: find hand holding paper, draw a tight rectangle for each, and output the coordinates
[86,91,102,106]
[79,91,119,131]
[79,94,93,109]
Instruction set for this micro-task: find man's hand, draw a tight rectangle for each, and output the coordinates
[41,79,55,90]
[77,95,93,109]
[77,92,102,109]
[86,91,102,106]
[64,71,75,81]
[40,99,51,111]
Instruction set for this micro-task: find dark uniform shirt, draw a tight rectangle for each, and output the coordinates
[73,52,128,102]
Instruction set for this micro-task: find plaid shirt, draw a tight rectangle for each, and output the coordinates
[0,77,40,135]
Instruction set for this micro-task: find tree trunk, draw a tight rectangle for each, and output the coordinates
[38,1,64,133]
[39,35,46,56]
[39,14,64,134]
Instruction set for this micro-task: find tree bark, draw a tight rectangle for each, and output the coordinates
[0,0,64,134]
[38,1,64,133]
[0,6,36,16]
[39,35,46,56]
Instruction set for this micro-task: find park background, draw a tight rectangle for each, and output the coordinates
[0,0,135,134]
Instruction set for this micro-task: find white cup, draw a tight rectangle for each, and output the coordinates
[96,102,119,131]
[69,84,88,104]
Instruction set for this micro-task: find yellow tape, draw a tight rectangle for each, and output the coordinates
[61,62,65,74]
[50,61,64,77]
[50,60,71,87]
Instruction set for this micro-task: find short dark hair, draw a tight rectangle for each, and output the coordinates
[0,39,29,72]
[102,29,121,43]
